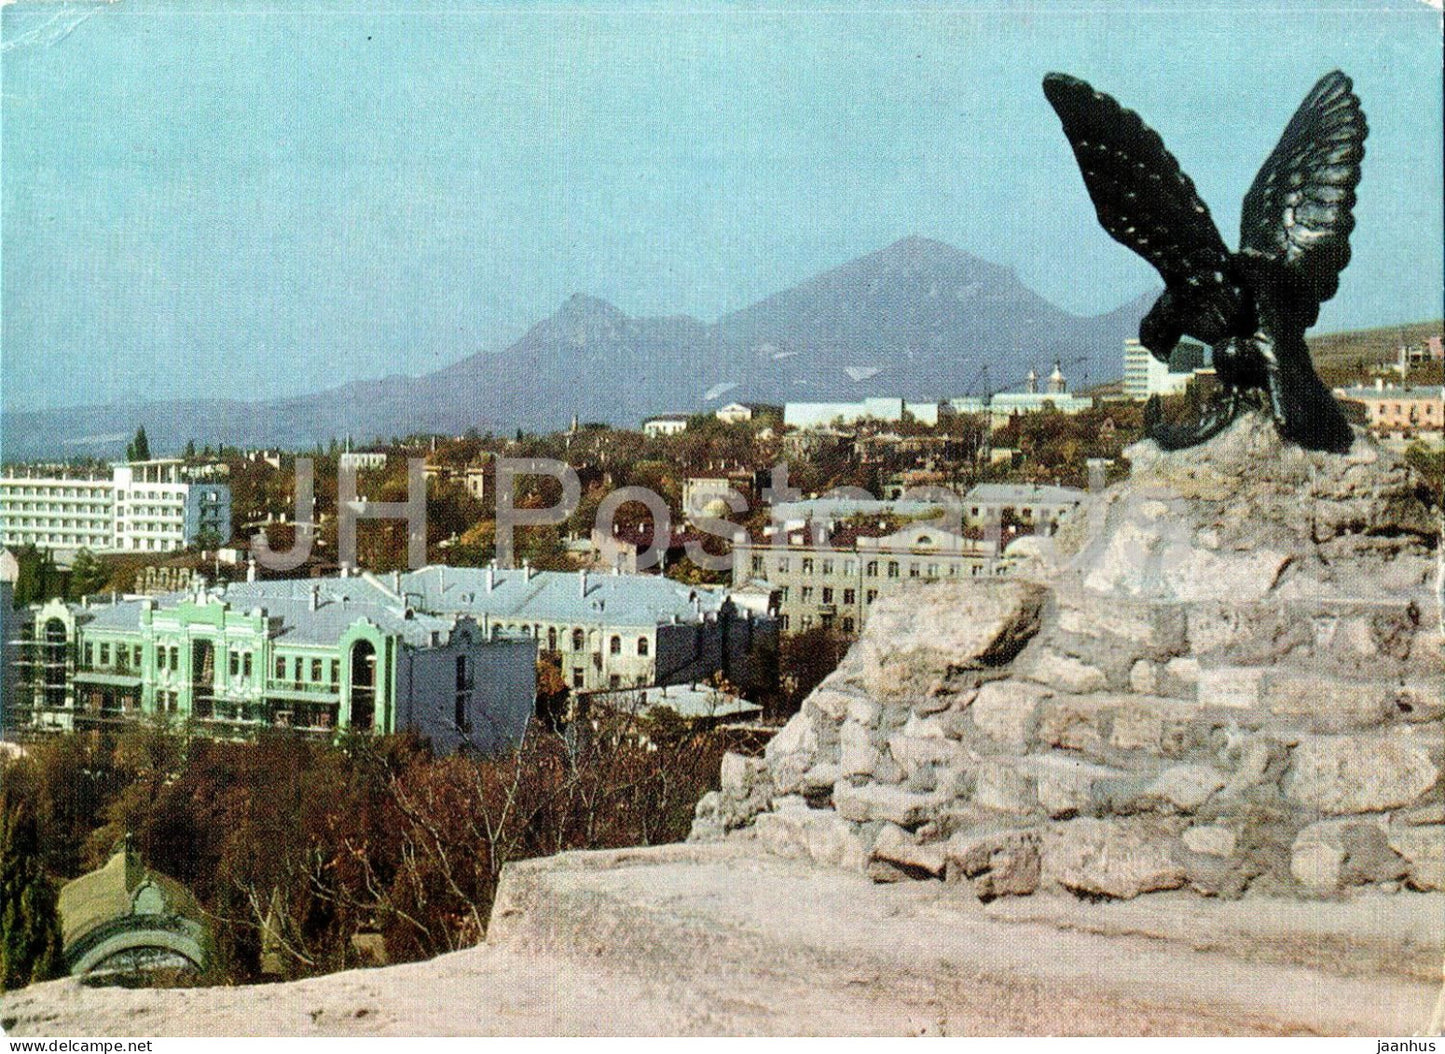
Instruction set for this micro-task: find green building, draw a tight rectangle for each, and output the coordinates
[6,576,537,754]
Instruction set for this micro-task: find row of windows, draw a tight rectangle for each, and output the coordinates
[0,485,110,498]
[0,501,110,514]
[777,614,857,634]
[512,624,651,658]
[84,641,143,669]
[118,537,182,551]
[765,556,991,580]
[2,531,110,547]
[1,515,111,529]
[272,655,340,686]
[228,651,254,679]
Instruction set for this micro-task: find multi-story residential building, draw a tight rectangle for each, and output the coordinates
[642,414,690,437]
[741,482,1087,635]
[784,398,940,431]
[735,522,1002,635]
[338,448,388,472]
[770,484,1085,537]
[0,460,231,555]
[7,575,536,754]
[714,403,754,424]
[390,565,777,694]
[0,472,117,553]
[961,483,1087,531]
[1123,338,1209,400]
[113,461,231,553]
[1335,381,1444,436]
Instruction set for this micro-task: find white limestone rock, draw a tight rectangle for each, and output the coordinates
[970,680,1048,748]
[755,807,867,873]
[1145,764,1227,813]
[1022,754,1128,819]
[765,710,818,763]
[1262,674,1397,732]
[1291,819,1405,892]
[833,782,943,829]
[974,761,1038,815]
[1129,660,1158,694]
[838,720,881,779]
[1182,825,1237,858]
[1284,736,1439,814]
[944,827,1042,899]
[1025,649,1108,695]
[852,579,1046,701]
[871,822,947,877]
[1042,818,1186,900]
[1387,824,1445,891]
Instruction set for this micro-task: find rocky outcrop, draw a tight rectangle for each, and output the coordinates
[693,414,1442,901]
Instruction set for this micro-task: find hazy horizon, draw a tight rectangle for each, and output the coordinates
[4,0,1442,413]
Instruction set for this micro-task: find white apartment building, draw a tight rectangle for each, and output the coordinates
[0,460,231,555]
[1123,338,1209,401]
[642,415,690,437]
[0,474,115,552]
[735,523,1002,636]
[338,450,388,472]
[784,398,941,430]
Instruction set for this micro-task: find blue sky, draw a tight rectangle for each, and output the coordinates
[3,0,1441,413]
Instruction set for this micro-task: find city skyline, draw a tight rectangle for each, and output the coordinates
[4,0,1442,413]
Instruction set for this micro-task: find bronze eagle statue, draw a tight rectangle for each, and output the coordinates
[1043,71,1367,453]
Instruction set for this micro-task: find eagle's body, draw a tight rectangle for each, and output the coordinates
[1043,71,1366,453]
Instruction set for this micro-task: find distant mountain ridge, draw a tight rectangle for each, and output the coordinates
[4,238,1153,460]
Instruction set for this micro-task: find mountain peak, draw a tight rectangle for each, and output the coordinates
[864,236,1009,278]
[552,292,627,323]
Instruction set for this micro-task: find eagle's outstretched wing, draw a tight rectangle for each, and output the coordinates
[1042,73,1242,344]
[1239,71,1366,328]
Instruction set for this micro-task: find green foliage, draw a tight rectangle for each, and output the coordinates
[67,549,108,600]
[1404,441,1444,501]
[777,627,850,719]
[12,546,65,607]
[3,723,723,986]
[125,426,151,463]
[0,789,64,991]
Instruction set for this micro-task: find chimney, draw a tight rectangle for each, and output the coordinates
[578,568,589,598]
[1376,376,1385,391]
[309,583,319,612]
[246,555,257,583]
[392,569,402,594]
[486,563,495,593]
[523,559,533,581]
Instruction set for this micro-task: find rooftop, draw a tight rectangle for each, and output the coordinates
[583,682,762,721]
[963,483,1087,505]
[391,565,734,629]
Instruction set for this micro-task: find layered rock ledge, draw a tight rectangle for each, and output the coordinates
[693,414,1443,902]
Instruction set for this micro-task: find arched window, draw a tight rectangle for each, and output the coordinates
[636,636,649,657]
[572,628,585,651]
[609,636,621,655]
